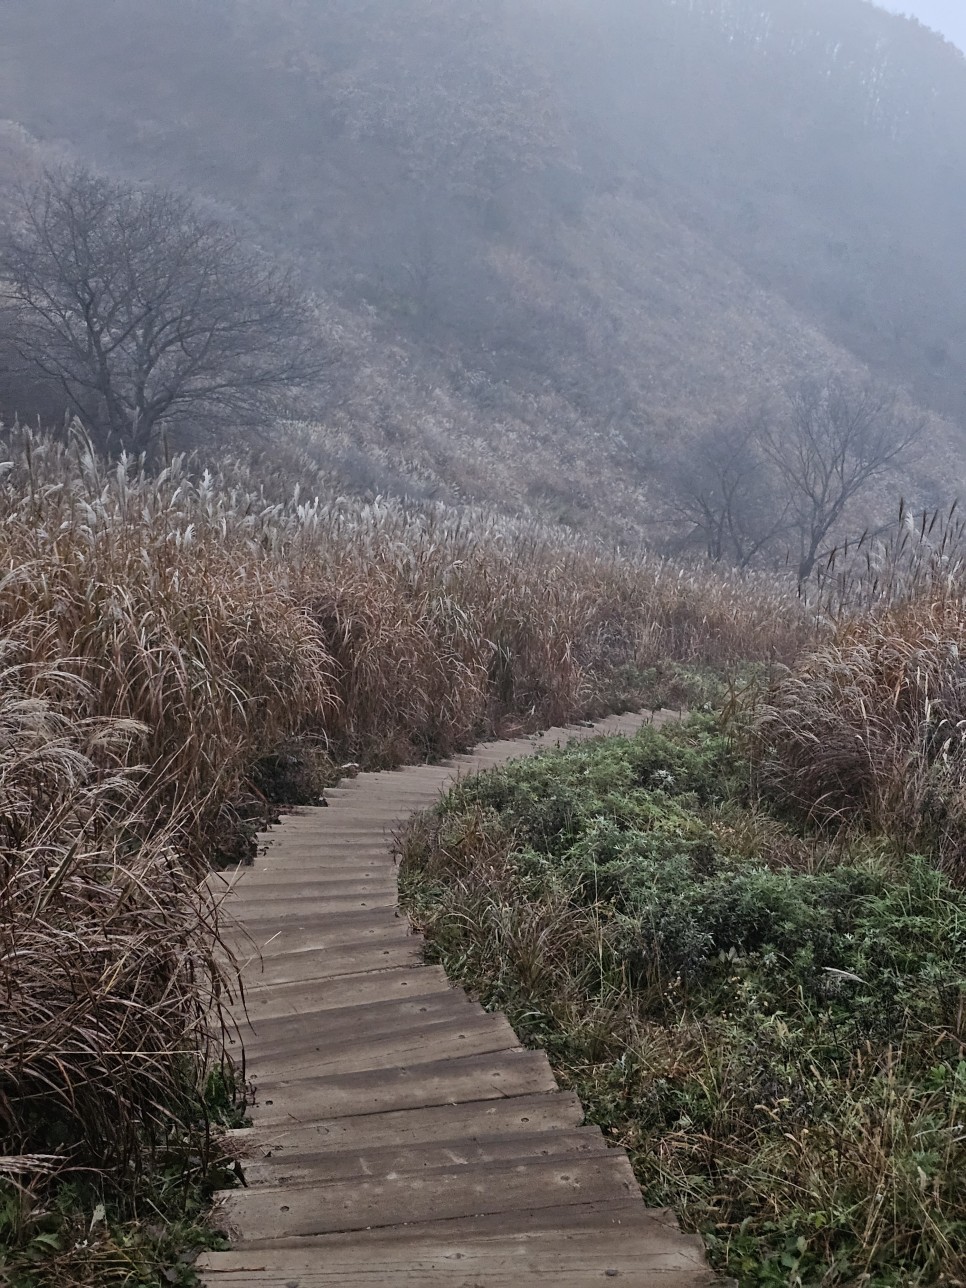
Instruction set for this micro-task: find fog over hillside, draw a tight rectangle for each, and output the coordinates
[0,0,964,551]
[879,1,966,53]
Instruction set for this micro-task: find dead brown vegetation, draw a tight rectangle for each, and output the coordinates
[0,665,235,1186]
[754,505,966,874]
[0,421,808,1213]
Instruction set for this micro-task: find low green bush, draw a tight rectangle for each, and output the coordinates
[400,717,966,1286]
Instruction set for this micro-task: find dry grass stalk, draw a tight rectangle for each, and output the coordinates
[756,505,966,873]
[0,421,809,1209]
[0,422,810,806]
[0,660,237,1185]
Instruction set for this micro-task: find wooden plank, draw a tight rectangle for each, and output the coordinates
[317,797,440,809]
[233,855,398,875]
[200,1224,717,1287]
[330,781,446,791]
[280,830,406,843]
[239,1127,609,1188]
[227,907,408,950]
[227,1091,587,1158]
[243,847,395,862]
[270,808,401,819]
[228,892,401,920]
[234,995,477,1057]
[303,814,418,826]
[234,883,401,902]
[272,819,416,835]
[334,777,453,788]
[295,796,441,808]
[246,1048,559,1125]
[239,967,454,1017]
[245,1011,519,1080]
[229,874,397,894]
[241,989,479,1046]
[210,1198,678,1247]
[230,928,413,963]
[228,866,394,886]
[278,843,399,859]
[276,803,410,817]
[201,1261,714,1287]
[216,1153,643,1243]
[231,941,422,988]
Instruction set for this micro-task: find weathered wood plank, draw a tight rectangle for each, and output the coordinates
[240,988,474,1045]
[216,1153,643,1243]
[201,1261,714,1287]
[238,1127,609,1188]
[227,1091,587,1158]
[200,1223,716,1287]
[226,908,409,952]
[232,873,397,892]
[211,1198,679,1247]
[247,1048,559,1125]
[227,855,399,876]
[239,967,454,1017]
[245,1011,519,1080]
[228,891,401,920]
[231,940,422,988]
[221,871,396,892]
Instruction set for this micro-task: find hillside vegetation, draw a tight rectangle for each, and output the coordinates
[0,425,808,1283]
[5,424,966,1284]
[402,540,966,1282]
[0,0,964,539]
[2,2,966,1283]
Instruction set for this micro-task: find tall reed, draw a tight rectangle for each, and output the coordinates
[0,421,809,1200]
[755,503,966,875]
[0,663,236,1184]
[0,423,810,830]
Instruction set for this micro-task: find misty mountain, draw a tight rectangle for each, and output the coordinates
[0,0,964,538]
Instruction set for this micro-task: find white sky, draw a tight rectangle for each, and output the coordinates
[878,1,966,52]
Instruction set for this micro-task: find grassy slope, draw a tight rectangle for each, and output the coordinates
[0,0,963,531]
[0,430,807,1284]
[400,716,966,1285]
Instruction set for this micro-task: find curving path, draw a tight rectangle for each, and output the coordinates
[199,713,721,1287]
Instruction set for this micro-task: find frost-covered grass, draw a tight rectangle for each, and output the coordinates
[401,717,966,1286]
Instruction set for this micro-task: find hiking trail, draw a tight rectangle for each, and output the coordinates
[199,713,721,1287]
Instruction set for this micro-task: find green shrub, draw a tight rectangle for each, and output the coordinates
[400,717,966,1285]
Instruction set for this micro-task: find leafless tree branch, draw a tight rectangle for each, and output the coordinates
[0,167,327,457]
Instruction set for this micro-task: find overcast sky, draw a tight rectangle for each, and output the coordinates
[879,1,966,52]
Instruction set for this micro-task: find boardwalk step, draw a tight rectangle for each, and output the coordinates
[229,854,405,875]
[227,908,407,947]
[227,1091,588,1156]
[223,872,397,892]
[238,967,454,1018]
[241,988,479,1046]
[238,1127,610,1188]
[245,1010,520,1080]
[230,894,400,921]
[199,1217,715,1286]
[231,941,421,988]
[247,1048,559,1125]
[215,1152,644,1243]
[209,1197,689,1245]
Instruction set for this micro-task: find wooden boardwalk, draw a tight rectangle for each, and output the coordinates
[199,714,719,1287]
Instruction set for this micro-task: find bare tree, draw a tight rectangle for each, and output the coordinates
[668,415,787,567]
[0,168,324,456]
[759,376,924,581]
